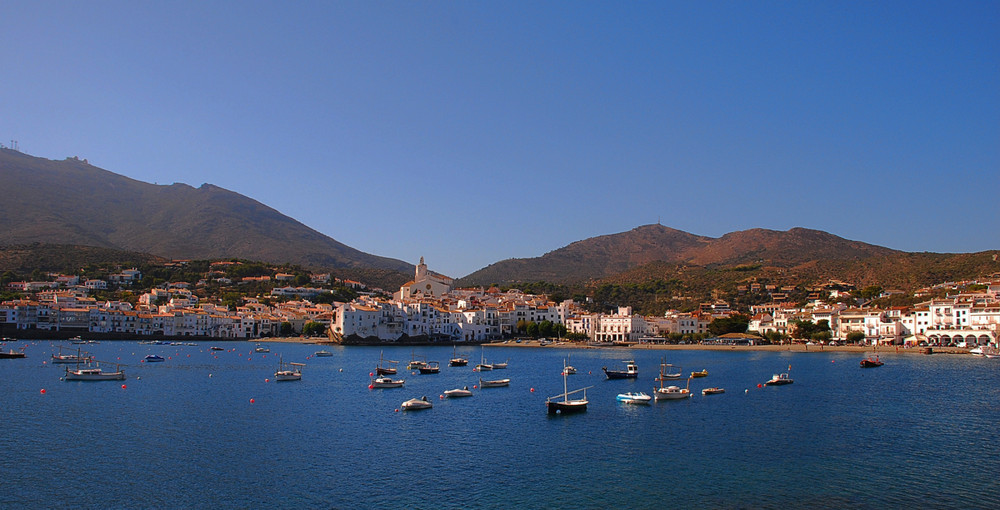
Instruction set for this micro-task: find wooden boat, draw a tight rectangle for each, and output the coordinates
[479,377,510,388]
[51,346,92,364]
[564,355,576,375]
[492,359,509,370]
[0,349,26,359]
[860,355,884,368]
[547,361,591,414]
[448,346,468,367]
[764,372,794,386]
[702,387,725,395]
[370,375,405,388]
[654,376,691,401]
[443,386,473,398]
[418,361,440,374]
[274,357,304,381]
[401,396,433,410]
[314,350,333,357]
[64,360,126,381]
[475,346,492,371]
[376,351,398,375]
[617,391,652,405]
[406,351,427,370]
[602,360,638,379]
[690,369,708,378]
[654,360,681,381]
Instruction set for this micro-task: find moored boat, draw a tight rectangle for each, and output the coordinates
[418,361,440,374]
[702,387,725,395]
[449,346,468,367]
[376,351,399,375]
[603,360,638,379]
[654,360,681,381]
[443,386,473,398]
[860,355,884,368]
[479,377,510,388]
[690,369,708,378]
[64,361,126,381]
[617,391,652,405]
[370,375,405,388]
[314,350,333,357]
[401,396,433,410]
[764,372,794,386]
[143,354,165,363]
[654,375,692,401]
[0,349,26,359]
[254,343,270,353]
[274,357,304,381]
[547,361,591,414]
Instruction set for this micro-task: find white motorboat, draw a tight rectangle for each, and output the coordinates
[654,384,691,400]
[617,391,653,405]
[764,372,794,385]
[443,386,473,398]
[401,396,433,410]
[314,350,333,357]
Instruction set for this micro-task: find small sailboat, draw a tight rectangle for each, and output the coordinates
[449,346,468,367]
[274,356,304,381]
[254,343,270,353]
[492,358,509,369]
[564,355,576,375]
[547,361,592,414]
[51,346,92,364]
[376,351,398,375]
[654,359,681,381]
[654,375,692,401]
[476,346,493,371]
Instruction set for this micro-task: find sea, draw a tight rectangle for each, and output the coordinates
[1,340,998,509]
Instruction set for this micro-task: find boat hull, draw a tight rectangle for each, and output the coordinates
[64,370,126,381]
[603,369,637,380]
[653,389,690,400]
[547,400,587,414]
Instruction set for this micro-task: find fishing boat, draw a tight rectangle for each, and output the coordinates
[475,346,493,371]
[492,358,509,370]
[602,360,638,379]
[210,346,225,351]
[64,360,126,381]
[314,350,333,357]
[50,346,93,364]
[547,362,592,414]
[702,387,725,395]
[690,369,708,378]
[407,351,427,370]
[418,361,441,374]
[654,376,692,401]
[254,343,270,353]
[143,354,165,362]
[370,375,405,388]
[443,386,473,398]
[764,372,794,386]
[654,359,681,381]
[860,355,884,368]
[376,351,399,375]
[617,391,652,405]
[0,348,26,359]
[449,346,468,367]
[479,377,510,388]
[564,355,576,375]
[401,396,433,410]
[70,336,86,344]
[274,357,305,381]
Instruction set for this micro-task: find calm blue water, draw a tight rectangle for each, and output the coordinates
[1,341,998,509]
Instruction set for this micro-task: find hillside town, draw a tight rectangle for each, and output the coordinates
[1,257,999,348]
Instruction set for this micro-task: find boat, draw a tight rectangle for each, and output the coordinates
[210,346,224,351]
[860,355,884,368]
[143,354,165,362]
[764,372,794,386]
[275,357,305,381]
[407,351,427,370]
[690,369,708,378]
[654,376,692,401]
[0,349,26,359]
[64,360,126,381]
[479,377,510,388]
[70,336,86,344]
[702,387,725,395]
[51,346,94,364]
[617,391,653,405]
[314,350,333,357]
[547,361,592,414]
[971,345,999,358]
[254,343,270,353]
[376,351,399,375]
[400,396,433,410]
[443,386,473,398]
[448,346,468,367]
[418,361,440,374]
[492,358,509,369]
[654,359,681,381]
[370,375,405,388]
[602,360,638,379]
[475,346,493,371]
[564,355,576,375]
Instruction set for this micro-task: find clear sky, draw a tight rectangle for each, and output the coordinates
[2,1,997,277]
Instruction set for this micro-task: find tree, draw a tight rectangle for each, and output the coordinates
[525,322,539,338]
[302,322,326,336]
[707,314,750,336]
[279,322,294,336]
[846,331,866,344]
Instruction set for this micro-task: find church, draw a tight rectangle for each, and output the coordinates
[394,257,453,301]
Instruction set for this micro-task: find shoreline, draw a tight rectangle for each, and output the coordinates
[254,336,969,355]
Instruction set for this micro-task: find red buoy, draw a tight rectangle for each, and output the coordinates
[40,389,46,394]
[249,398,255,404]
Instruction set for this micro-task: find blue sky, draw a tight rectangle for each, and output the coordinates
[2,1,997,277]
